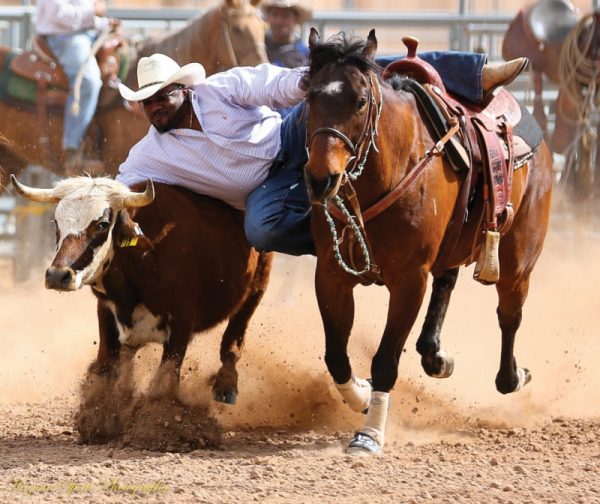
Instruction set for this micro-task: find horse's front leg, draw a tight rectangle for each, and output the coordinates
[348,269,428,456]
[416,267,459,378]
[315,264,371,414]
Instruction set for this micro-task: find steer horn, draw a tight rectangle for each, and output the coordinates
[10,175,60,203]
[123,179,155,207]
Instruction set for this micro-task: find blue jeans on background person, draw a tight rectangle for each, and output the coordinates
[244,52,487,256]
[46,30,103,151]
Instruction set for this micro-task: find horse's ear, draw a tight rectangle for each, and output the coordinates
[363,29,378,61]
[309,27,319,50]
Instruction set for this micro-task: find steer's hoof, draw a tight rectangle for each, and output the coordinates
[345,432,381,456]
[213,389,237,405]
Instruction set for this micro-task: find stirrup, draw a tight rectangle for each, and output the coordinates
[473,229,500,284]
[346,432,380,455]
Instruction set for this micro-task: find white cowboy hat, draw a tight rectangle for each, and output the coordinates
[118,53,206,102]
[261,0,313,24]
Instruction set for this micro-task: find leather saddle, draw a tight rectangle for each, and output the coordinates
[9,33,127,109]
[382,39,543,279]
[526,0,579,44]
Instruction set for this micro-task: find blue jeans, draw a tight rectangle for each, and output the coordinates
[377,51,487,104]
[245,52,487,256]
[46,30,103,150]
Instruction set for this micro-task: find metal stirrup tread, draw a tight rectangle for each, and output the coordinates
[348,432,380,454]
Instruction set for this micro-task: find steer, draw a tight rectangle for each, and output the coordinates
[11,175,272,405]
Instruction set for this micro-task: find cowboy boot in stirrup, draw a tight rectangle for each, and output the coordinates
[482,57,529,105]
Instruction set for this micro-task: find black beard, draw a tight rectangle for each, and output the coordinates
[153,98,190,133]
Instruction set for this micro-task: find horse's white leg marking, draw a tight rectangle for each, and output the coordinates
[336,374,371,412]
[514,367,531,392]
[430,348,454,378]
[362,391,390,449]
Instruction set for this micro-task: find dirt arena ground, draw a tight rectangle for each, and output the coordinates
[0,191,599,503]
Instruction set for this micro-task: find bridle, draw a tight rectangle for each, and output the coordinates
[307,71,384,281]
[307,72,383,182]
[306,69,459,284]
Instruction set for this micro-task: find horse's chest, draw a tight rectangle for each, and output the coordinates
[108,302,171,347]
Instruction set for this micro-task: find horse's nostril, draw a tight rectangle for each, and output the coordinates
[305,169,342,203]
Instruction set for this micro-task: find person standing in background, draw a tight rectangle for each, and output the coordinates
[262,0,312,69]
[35,0,119,175]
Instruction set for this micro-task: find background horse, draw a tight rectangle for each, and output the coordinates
[0,0,267,188]
[304,30,553,455]
[502,0,578,136]
[503,0,600,197]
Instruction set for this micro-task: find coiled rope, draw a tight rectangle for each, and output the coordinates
[558,13,600,113]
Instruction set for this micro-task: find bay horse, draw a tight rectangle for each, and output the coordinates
[0,0,267,188]
[304,30,553,455]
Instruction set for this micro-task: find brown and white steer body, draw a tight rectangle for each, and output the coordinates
[12,176,272,404]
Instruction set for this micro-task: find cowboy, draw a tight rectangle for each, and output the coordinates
[262,0,312,69]
[35,0,119,175]
[117,51,526,256]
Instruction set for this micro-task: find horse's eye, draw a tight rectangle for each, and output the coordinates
[357,97,368,110]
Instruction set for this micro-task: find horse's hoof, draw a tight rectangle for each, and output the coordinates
[213,390,237,405]
[345,432,381,456]
[514,367,531,392]
[422,350,454,379]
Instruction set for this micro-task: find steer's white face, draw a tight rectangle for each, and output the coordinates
[53,195,117,289]
[11,176,155,292]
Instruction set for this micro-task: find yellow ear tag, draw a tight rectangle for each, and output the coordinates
[120,236,138,248]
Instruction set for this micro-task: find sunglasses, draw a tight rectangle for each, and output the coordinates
[141,86,185,107]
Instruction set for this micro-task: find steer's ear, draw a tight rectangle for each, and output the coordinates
[114,211,152,251]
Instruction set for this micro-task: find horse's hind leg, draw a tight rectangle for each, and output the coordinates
[416,267,459,378]
[494,273,533,394]
[212,251,273,405]
[494,158,552,393]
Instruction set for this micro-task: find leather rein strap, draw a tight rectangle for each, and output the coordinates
[327,116,460,224]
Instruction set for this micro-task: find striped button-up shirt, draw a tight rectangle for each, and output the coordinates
[116,63,307,210]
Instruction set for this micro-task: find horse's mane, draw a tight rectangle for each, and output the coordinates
[308,33,381,79]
